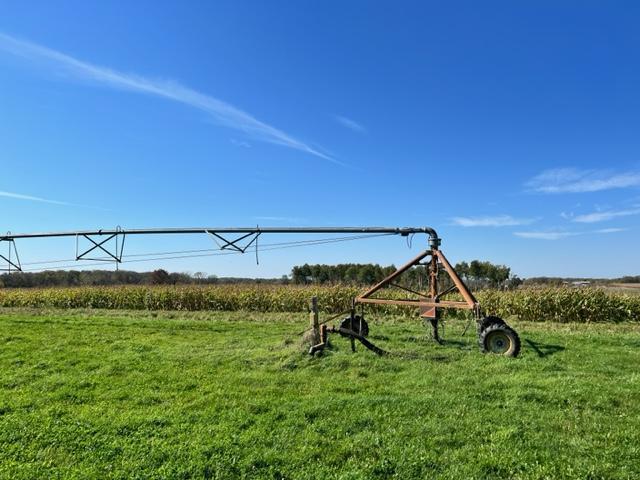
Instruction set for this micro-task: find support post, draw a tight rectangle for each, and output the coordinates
[429,316,443,344]
[307,297,328,355]
[427,252,441,343]
[309,296,319,343]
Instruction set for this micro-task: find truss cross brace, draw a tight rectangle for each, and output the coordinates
[75,232,125,263]
[206,230,260,253]
[0,237,21,272]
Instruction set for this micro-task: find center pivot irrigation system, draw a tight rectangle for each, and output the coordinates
[1,226,521,357]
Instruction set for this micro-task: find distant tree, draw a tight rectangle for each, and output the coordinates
[505,275,523,290]
[468,260,483,281]
[488,264,510,286]
[192,272,206,284]
[292,264,312,284]
[523,277,564,287]
[150,269,170,285]
[619,276,640,283]
[455,261,470,280]
[454,260,512,289]
[291,263,398,286]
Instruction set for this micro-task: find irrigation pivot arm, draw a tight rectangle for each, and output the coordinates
[1,226,440,272]
[1,226,439,241]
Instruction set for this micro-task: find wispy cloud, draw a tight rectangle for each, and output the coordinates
[514,231,578,240]
[451,215,536,227]
[514,228,626,240]
[572,208,640,223]
[0,32,343,166]
[594,228,627,234]
[0,190,71,205]
[526,168,640,193]
[334,115,366,134]
[0,189,103,209]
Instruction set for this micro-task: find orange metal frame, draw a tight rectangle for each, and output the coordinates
[355,247,480,319]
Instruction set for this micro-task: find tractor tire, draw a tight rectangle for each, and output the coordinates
[477,316,507,349]
[478,315,506,332]
[479,323,521,357]
[339,315,369,337]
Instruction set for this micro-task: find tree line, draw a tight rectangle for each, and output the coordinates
[2,262,635,289]
[291,263,397,285]
[291,260,520,289]
[0,269,283,288]
[454,260,518,289]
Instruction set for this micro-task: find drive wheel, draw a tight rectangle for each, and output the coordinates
[477,316,506,349]
[478,315,506,332]
[480,324,520,357]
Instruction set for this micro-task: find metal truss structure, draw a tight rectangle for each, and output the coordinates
[0,225,521,356]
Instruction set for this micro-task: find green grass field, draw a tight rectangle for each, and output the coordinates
[1,309,639,479]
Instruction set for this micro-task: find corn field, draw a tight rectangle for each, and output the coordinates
[0,285,639,322]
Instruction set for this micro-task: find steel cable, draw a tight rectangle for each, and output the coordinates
[17,233,396,272]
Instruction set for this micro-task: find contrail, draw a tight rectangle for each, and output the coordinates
[0,32,344,166]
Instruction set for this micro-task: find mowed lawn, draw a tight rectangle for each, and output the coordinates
[1,310,639,479]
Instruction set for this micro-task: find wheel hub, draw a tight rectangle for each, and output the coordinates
[487,331,510,354]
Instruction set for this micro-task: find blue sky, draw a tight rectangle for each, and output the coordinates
[1,1,639,278]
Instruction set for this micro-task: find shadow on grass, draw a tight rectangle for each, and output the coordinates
[441,339,471,348]
[525,339,565,358]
